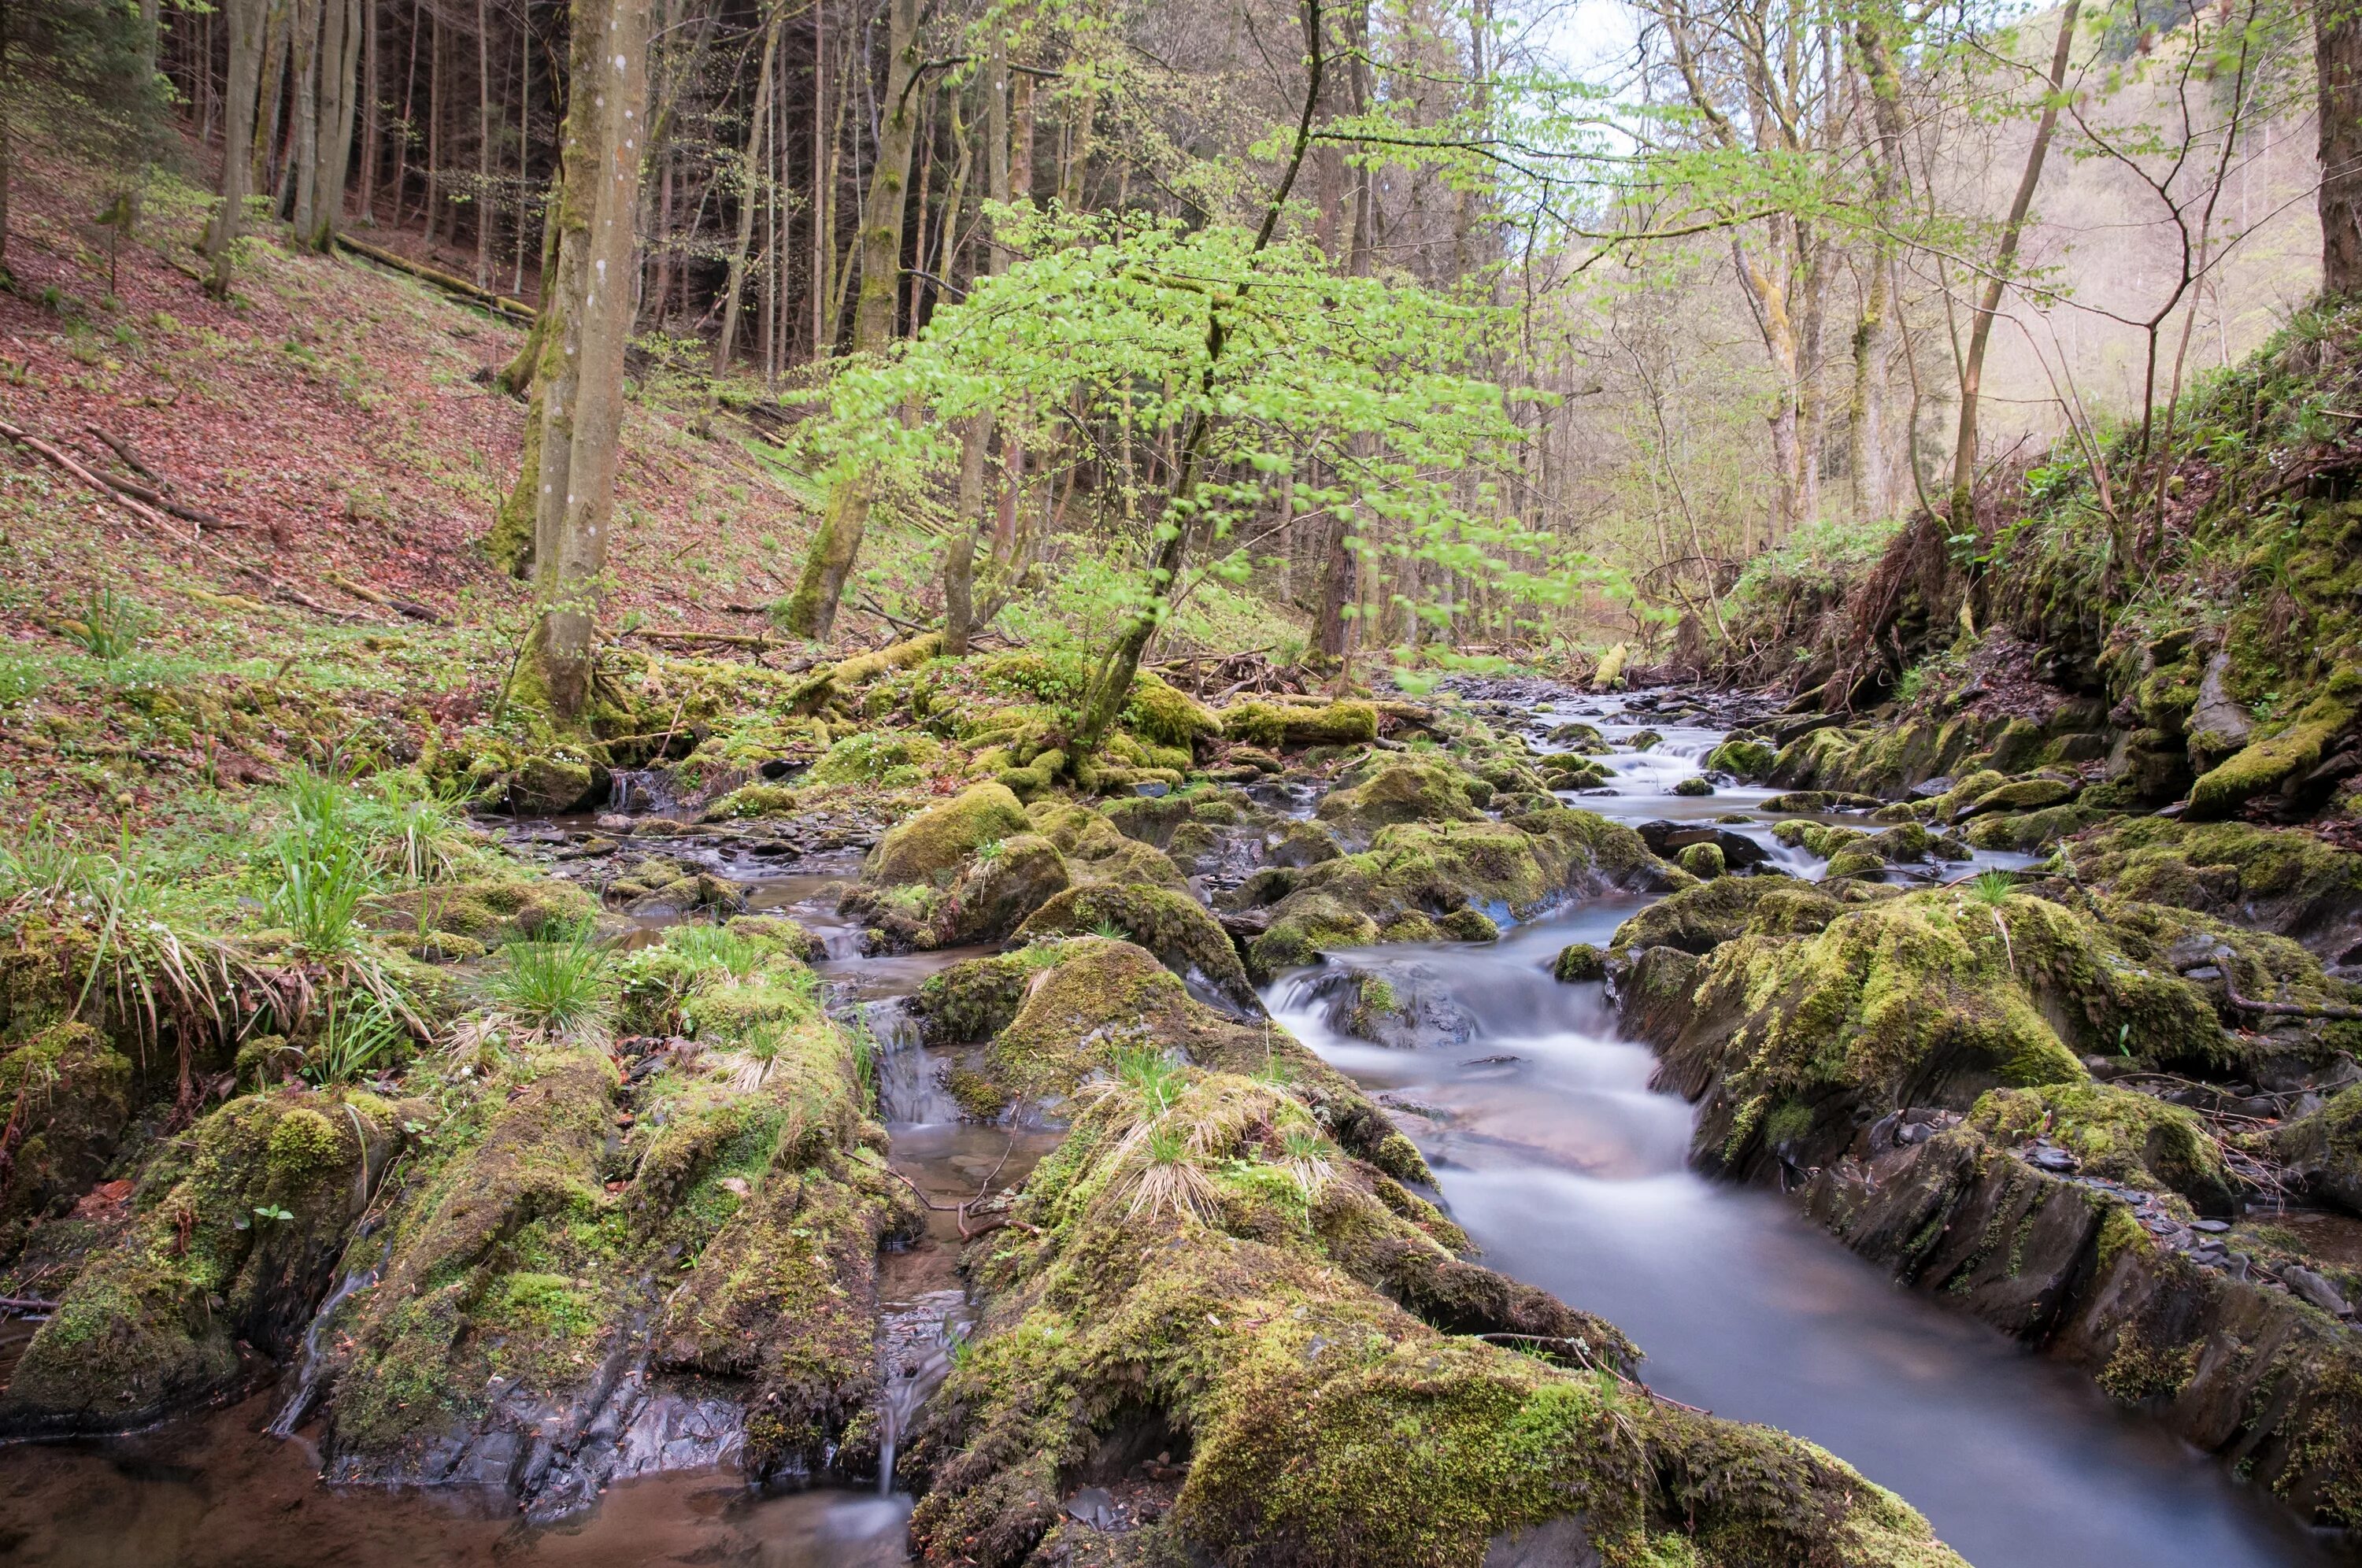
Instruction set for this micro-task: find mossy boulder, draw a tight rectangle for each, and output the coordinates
[1960,776,2079,818]
[2,1088,402,1435]
[868,782,1031,887]
[2186,681,2358,819]
[1705,738,1778,778]
[1014,882,1260,1013]
[1553,942,1607,982]
[367,874,598,945]
[1314,760,1481,841]
[809,730,946,788]
[1608,875,1871,957]
[1024,801,1190,889]
[1968,1082,2236,1215]
[1644,889,2244,1179]
[1677,841,1726,879]
[905,1060,1964,1568]
[0,1022,133,1231]
[1123,672,1223,749]
[2276,1085,2362,1217]
[1218,699,1379,749]
[2065,816,2362,959]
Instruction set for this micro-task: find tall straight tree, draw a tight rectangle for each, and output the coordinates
[516,0,653,719]
[779,0,920,641]
[2324,0,2362,295]
[206,0,268,293]
[712,0,783,382]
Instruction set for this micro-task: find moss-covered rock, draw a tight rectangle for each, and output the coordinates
[905,1060,1964,1568]
[322,945,907,1505]
[1705,738,1778,778]
[1608,874,1875,956]
[2186,680,2359,819]
[1014,882,1259,1012]
[367,874,598,946]
[1969,1082,2235,1215]
[2277,1084,2362,1217]
[869,782,1033,887]
[2064,816,2362,958]
[1678,841,1726,879]
[1314,760,1481,841]
[2,1088,402,1435]
[1218,699,1379,749]
[1642,889,2247,1179]
[0,1021,133,1233]
[1553,942,1607,982]
[1123,672,1223,750]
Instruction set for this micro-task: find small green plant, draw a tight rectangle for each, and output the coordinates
[1966,869,2017,907]
[253,1204,294,1222]
[1112,1045,1187,1118]
[1278,1124,1336,1195]
[60,587,145,659]
[364,772,473,883]
[664,923,765,979]
[268,830,374,958]
[308,988,408,1083]
[489,930,616,1042]
[720,1017,793,1089]
[972,838,1007,864]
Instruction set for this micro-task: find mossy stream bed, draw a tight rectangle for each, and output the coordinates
[2,690,2354,1566]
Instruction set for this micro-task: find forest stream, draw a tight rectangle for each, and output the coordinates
[0,695,2343,1568]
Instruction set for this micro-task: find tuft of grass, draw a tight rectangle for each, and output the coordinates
[308,988,409,1084]
[59,587,145,659]
[362,771,475,883]
[489,930,616,1042]
[663,923,765,979]
[1278,1124,1338,1196]
[1966,869,2018,907]
[1124,1122,1218,1223]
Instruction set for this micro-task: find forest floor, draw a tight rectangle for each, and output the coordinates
[0,149,1088,830]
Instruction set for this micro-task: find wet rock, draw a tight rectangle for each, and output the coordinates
[1553,942,1607,983]
[1676,841,1724,879]
[1291,962,1476,1051]
[1669,776,1712,797]
[1631,819,1769,871]
[2281,1264,2354,1318]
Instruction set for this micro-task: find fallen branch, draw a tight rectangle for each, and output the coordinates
[0,416,190,538]
[86,426,161,483]
[2221,983,2362,1022]
[625,627,783,650]
[325,570,448,626]
[0,1295,59,1314]
[335,235,535,322]
[90,468,234,529]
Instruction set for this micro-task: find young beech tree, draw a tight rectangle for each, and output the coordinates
[809,209,1590,758]
[514,0,653,721]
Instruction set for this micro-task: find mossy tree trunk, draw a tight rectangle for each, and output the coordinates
[525,0,652,721]
[1074,0,1325,757]
[781,0,920,642]
[2324,0,2362,297]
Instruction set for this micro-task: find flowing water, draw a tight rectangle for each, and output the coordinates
[0,693,2349,1565]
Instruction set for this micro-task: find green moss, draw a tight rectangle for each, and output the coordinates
[868,782,1032,886]
[1219,700,1379,749]
[1705,738,1777,778]
[0,1021,132,1227]
[1676,841,1725,880]
[1316,760,1479,838]
[1124,672,1223,749]
[1968,1082,2234,1213]
[2187,685,2356,819]
[809,730,946,787]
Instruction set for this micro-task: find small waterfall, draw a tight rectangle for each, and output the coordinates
[865,999,964,1125]
[874,1289,969,1496]
[608,767,681,816]
[267,1240,391,1437]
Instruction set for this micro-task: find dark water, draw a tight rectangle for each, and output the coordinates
[0,697,2340,1565]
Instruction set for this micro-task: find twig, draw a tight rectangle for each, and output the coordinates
[0,1295,60,1313]
[324,569,448,626]
[0,416,189,538]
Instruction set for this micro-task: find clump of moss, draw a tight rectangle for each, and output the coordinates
[2186,677,2359,819]
[1968,1082,2235,1215]
[2064,816,2362,957]
[1316,760,1479,841]
[2,1088,401,1435]
[1014,882,1258,1011]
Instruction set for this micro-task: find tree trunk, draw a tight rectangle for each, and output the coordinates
[1952,0,2078,519]
[209,0,268,294]
[303,0,357,248]
[287,0,320,230]
[255,0,291,195]
[1850,13,1910,521]
[357,0,378,222]
[524,0,652,721]
[474,0,494,283]
[2324,0,2362,296]
[1075,0,1324,757]
[712,0,782,379]
[780,0,922,640]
